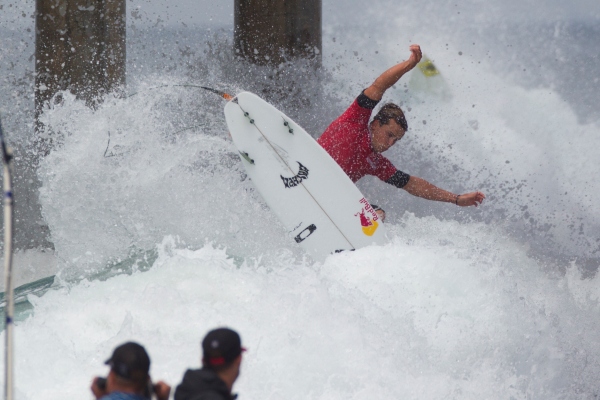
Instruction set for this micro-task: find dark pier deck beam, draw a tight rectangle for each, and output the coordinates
[35,0,126,125]
[234,0,322,65]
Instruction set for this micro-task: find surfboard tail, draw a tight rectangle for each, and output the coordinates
[201,86,234,101]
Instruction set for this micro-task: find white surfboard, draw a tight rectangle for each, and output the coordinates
[224,91,387,260]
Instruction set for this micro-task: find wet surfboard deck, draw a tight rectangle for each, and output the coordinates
[224,91,387,260]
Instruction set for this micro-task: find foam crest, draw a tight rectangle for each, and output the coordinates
[3,223,600,399]
[37,86,298,277]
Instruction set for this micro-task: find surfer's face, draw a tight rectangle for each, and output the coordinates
[375,209,386,222]
[370,119,405,153]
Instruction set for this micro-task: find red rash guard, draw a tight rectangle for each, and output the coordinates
[317,92,410,187]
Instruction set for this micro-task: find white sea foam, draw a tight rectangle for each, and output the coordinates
[2,218,599,399]
[34,45,600,275]
[36,86,301,277]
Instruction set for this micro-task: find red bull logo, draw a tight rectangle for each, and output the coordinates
[355,198,379,236]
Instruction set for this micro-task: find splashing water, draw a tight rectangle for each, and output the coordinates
[0,0,600,398]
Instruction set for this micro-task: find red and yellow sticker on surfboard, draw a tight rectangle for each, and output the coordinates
[356,198,380,236]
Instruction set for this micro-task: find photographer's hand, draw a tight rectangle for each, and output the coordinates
[153,381,171,400]
[91,377,108,399]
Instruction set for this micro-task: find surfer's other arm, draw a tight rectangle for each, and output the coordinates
[364,44,422,101]
[399,176,485,207]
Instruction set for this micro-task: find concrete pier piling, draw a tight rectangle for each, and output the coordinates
[234,0,322,65]
[35,0,126,123]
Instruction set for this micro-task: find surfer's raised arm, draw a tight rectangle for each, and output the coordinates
[363,44,422,101]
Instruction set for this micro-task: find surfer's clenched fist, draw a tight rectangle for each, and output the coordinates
[407,44,422,68]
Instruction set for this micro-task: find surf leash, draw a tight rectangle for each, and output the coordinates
[127,84,213,98]
[199,86,234,101]
[0,116,14,400]
[104,85,234,156]
[127,84,234,101]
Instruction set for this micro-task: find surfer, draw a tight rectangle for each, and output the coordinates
[318,44,485,208]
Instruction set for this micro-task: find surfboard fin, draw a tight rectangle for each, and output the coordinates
[239,151,255,165]
[201,86,234,101]
[282,119,294,134]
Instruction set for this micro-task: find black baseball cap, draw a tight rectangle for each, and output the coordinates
[105,342,150,382]
[202,328,245,367]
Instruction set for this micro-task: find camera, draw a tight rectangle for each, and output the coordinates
[96,376,159,398]
[96,377,108,391]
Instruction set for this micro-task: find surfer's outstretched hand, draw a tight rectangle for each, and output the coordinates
[407,44,422,68]
[456,191,486,207]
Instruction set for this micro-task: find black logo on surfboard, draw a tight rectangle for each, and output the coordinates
[281,162,309,188]
[294,224,316,243]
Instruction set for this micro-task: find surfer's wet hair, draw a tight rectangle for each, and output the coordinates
[373,103,408,131]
